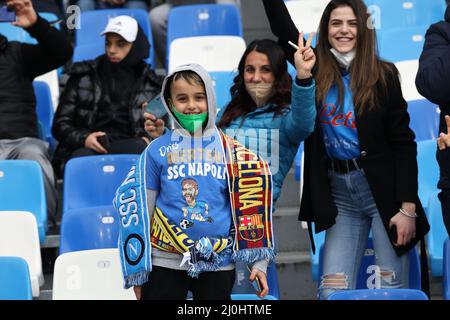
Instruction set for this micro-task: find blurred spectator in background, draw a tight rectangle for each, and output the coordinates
[416,4,450,236]
[0,0,73,226]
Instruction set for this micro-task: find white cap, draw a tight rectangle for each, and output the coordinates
[100,15,138,42]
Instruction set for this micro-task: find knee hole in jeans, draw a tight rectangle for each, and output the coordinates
[320,273,349,290]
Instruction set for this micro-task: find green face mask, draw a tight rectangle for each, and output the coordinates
[172,108,208,133]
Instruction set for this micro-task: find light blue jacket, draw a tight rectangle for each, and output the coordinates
[217,80,316,203]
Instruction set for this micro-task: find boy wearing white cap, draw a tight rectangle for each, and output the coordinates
[52,15,164,177]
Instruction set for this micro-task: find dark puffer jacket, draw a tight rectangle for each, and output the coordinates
[52,56,162,171]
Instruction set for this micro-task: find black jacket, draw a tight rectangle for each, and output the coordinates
[52,56,162,165]
[0,15,73,140]
[263,0,429,257]
[416,5,450,134]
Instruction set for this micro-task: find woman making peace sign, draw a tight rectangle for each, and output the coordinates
[262,0,430,299]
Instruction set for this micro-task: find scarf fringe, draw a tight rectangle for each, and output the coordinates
[124,270,150,289]
[187,248,232,278]
[232,248,276,265]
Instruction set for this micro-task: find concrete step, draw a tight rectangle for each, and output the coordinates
[273,207,310,252]
[276,168,301,208]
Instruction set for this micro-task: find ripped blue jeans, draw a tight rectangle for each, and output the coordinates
[319,168,409,300]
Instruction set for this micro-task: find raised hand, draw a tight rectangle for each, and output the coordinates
[144,112,165,139]
[437,115,450,150]
[294,32,316,80]
[7,0,37,28]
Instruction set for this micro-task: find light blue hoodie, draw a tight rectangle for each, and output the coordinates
[217,79,316,203]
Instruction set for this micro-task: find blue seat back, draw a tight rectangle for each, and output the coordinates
[426,192,448,276]
[0,160,47,243]
[0,257,33,300]
[33,81,56,150]
[310,223,325,282]
[416,139,439,211]
[318,238,421,289]
[378,25,429,62]
[231,294,278,300]
[407,99,439,142]
[209,71,236,114]
[75,9,155,66]
[294,142,304,181]
[444,238,450,300]
[62,154,138,214]
[366,0,445,29]
[59,206,119,255]
[166,4,243,67]
[72,43,106,63]
[327,288,428,300]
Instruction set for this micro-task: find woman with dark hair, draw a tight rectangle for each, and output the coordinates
[216,38,317,203]
[262,0,430,299]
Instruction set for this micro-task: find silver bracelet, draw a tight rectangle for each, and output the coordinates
[399,208,418,219]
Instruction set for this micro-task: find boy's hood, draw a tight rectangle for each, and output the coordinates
[161,64,217,136]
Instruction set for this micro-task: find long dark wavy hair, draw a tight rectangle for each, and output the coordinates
[217,39,292,129]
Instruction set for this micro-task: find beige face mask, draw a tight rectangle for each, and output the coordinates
[245,82,275,107]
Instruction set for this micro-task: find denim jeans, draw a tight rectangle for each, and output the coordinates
[319,168,409,299]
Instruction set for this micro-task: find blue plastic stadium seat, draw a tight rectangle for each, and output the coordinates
[327,288,428,300]
[232,260,280,299]
[209,71,236,114]
[33,81,56,151]
[378,25,429,62]
[166,4,243,68]
[294,142,304,181]
[62,154,139,215]
[407,99,439,142]
[366,0,446,29]
[59,206,119,254]
[0,257,33,300]
[309,223,325,282]
[72,43,106,63]
[75,9,155,66]
[231,294,278,300]
[0,160,47,243]
[318,238,421,289]
[444,238,450,300]
[426,192,448,276]
[416,139,439,212]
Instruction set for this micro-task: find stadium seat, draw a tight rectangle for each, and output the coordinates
[0,211,44,297]
[378,25,429,62]
[232,260,280,299]
[426,192,448,276]
[209,71,236,113]
[327,288,428,300]
[444,238,450,300]
[0,160,47,243]
[62,154,139,214]
[72,43,106,63]
[366,0,446,29]
[294,142,304,181]
[416,140,439,212]
[75,9,155,66]
[168,35,246,72]
[33,81,56,150]
[59,206,119,255]
[231,294,278,300]
[284,0,330,34]
[395,60,423,102]
[53,248,135,300]
[0,256,33,300]
[407,99,440,142]
[318,238,422,289]
[166,3,243,68]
